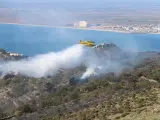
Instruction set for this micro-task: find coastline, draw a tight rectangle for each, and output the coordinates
[0,22,159,35]
[0,22,129,33]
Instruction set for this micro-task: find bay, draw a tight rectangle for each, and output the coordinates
[0,24,160,56]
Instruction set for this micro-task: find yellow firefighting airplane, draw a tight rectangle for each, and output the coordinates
[79,40,96,47]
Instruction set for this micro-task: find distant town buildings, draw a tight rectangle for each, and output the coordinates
[72,21,160,33]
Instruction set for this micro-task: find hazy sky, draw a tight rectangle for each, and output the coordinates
[1,0,160,10]
[1,0,160,6]
[2,0,159,3]
[1,0,160,25]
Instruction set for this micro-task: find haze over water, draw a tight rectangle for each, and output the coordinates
[0,23,160,56]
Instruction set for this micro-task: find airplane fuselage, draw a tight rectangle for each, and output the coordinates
[80,40,96,47]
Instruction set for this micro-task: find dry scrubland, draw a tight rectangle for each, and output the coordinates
[0,44,160,120]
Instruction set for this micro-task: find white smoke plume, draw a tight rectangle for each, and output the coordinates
[0,44,84,77]
[0,44,135,79]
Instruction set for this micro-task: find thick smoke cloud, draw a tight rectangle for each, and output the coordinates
[0,44,138,79]
[0,45,84,77]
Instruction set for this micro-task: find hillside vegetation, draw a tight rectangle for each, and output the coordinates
[0,45,160,120]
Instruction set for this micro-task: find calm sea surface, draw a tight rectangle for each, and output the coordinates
[0,24,160,56]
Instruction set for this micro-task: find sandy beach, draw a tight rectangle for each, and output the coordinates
[0,22,159,35]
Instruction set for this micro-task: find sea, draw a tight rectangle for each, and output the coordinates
[0,23,160,56]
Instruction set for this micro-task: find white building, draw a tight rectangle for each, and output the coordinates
[9,52,22,56]
[74,21,88,28]
[79,21,88,28]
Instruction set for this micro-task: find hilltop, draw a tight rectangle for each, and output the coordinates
[0,43,160,120]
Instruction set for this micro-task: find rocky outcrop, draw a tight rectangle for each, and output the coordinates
[93,43,120,51]
[0,48,26,61]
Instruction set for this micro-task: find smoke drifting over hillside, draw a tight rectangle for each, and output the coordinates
[0,44,137,79]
